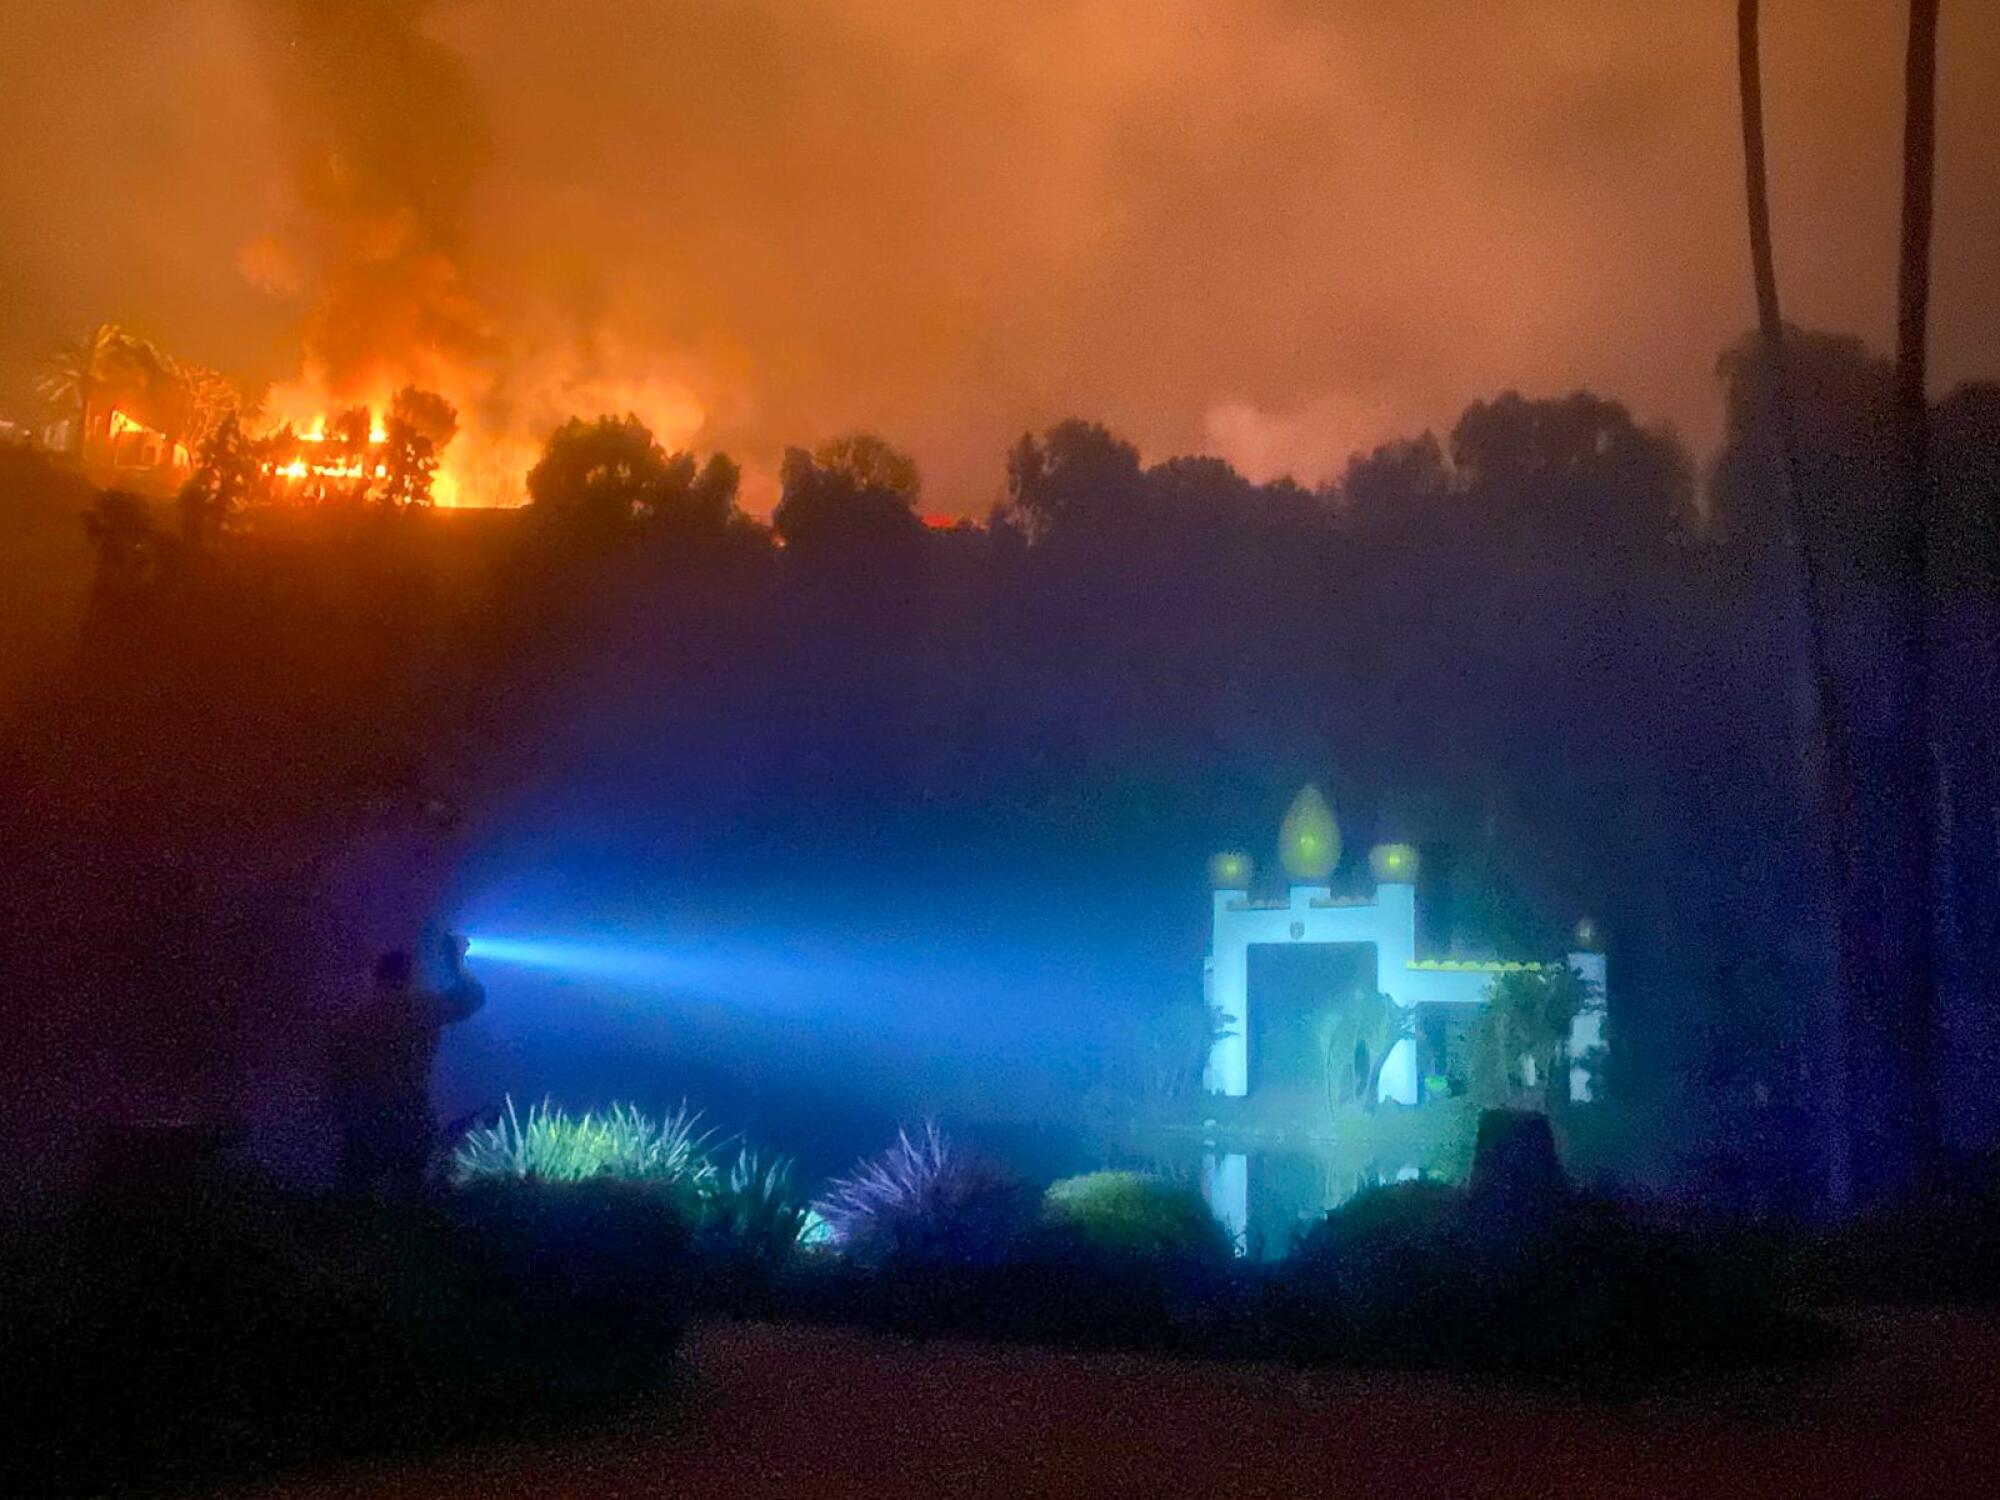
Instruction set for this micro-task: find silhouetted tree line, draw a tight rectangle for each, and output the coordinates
[424,331,2000,1155]
[500,346,2000,1184]
[4,326,1998,1200]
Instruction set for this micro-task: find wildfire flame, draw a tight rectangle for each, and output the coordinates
[251,343,706,510]
[230,1,709,511]
[287,417,390,445]
[258,414,392,486]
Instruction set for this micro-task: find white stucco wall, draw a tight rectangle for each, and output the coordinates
[1206,879,1482,1096]
[1567,950,1608,1103]
[1377,1036,1419,1106]
[1203,877,1607,1103]
[1202,1151,1248,1253]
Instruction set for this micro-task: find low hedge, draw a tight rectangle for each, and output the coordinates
[1040,1171,1234,1266]
[2,1171,692,1496]
[1269,1176,1832,1379]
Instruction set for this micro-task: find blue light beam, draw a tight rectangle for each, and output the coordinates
[463,935,695,985]
[461,931,832,1011]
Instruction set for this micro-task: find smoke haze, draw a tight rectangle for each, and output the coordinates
[242,0,491,398]
[2,0,1996,508]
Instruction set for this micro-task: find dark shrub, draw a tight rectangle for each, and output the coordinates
[1273,1154,1823,1379]
[1812,1174,2000,1305]
[1468,1110,1568,1209]
[447,1177,691,1398]
[816,1124,1035,1269]
[794,1134,1247,1351]
[1543,1195,1807,1371]
[699,1146,814,1263]
[772,1235,1251,1355]
[2,1170,690,1496]
[1041,1171,1232,1265]
[926,1175,1239,1351]
[1272,1180,1474,1365]
[684,1148,818,1314]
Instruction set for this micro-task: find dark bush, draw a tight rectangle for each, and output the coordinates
[446,1177,692,1398]
[1040,1171,1233,1266]
[1809,1168,2000,1305]
[1271,1180,1475,1365]
[698,1146,814,1263]
[682,1147,819,1314]
[1456,1190,1811,1375]
[769,1240,1256,1355]
[1,1169,690,1495]
[764,1171,1240,1353]
[1272,1156,1826,1379]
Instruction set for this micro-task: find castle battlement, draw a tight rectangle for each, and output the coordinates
[1201,787,1606,1106]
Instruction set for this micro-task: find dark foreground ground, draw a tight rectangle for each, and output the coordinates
[231,1308,1998,1499]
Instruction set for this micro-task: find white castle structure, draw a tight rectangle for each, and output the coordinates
[1199,786,1607,1107]
[1196,788,1608,1250]
[1202,879,1607,1104]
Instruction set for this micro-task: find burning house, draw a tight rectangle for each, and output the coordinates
[102,409,192,481]
[253,390,460,509]
[34,323,234,495]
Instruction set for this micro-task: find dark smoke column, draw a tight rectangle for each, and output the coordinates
[245,0,493,398]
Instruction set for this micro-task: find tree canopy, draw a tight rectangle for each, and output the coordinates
[526,413,739,544]
[773,434,923,560]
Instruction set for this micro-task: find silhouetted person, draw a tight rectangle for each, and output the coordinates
[326,933,484,1194]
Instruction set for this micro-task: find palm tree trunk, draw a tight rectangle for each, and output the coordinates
[1736,0,1860,1206]
[1884,0,1942,1197]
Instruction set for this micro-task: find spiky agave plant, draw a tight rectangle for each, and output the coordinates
[702,1146,814,1260]
[814,1123,1032,1268]
[448,1096,717,1197]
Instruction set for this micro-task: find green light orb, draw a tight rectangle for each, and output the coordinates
[1278,784,1341,882]
[1207,851,1254,889]
[1368,842,1419,883]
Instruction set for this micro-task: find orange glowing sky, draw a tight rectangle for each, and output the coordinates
[1,1,1995,511]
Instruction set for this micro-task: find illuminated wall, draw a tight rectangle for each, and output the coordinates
[1202,869,1606,1104]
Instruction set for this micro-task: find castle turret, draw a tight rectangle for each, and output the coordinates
[1278,785,1340,883]
[1368,842,1418,884]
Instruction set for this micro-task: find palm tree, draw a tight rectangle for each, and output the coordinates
[167,360,243,451]
[1884,0,1942,1195]
[1738,0,1947,1205]
[1736,0,1859,1205]
[35,322,128,460]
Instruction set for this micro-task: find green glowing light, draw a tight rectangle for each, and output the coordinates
[1278,784,1341,882]
[1207,850,1254,888]
[1369,842,1419,883]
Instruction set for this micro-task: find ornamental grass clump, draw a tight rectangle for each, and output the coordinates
[702,1146,817,1261]
[815,1123,1033,1268]
[449,1096,716,1198]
